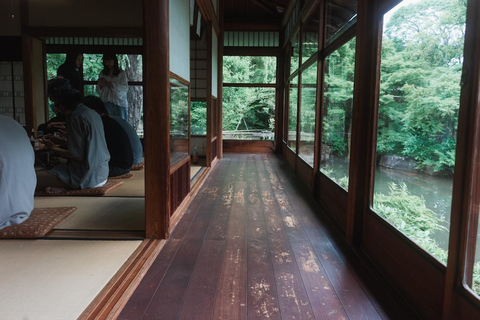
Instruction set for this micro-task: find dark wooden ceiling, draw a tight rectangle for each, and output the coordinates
[223,0,291,30]
[222,0,357,37]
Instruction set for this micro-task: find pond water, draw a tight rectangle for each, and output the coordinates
[322,157,480,263]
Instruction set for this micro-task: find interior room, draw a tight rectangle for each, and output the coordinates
[1,0,480,319]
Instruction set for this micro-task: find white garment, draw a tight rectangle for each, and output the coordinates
[96,70,129,109]
[0,116,36,229]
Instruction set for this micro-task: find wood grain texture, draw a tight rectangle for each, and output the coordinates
[118,154,412,319]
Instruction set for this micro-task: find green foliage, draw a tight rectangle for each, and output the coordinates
[377,0,466,173]
[374,182,448,263]
[191,101,207,135]
[170,80,189,139]
[223,87,275,132]
[323,38,355,157]
[222,56,276,139]
[473,262,480,296]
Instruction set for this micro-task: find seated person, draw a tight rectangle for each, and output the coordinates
[83,95,133,177]
[37,103,66,135]
[111,115,143,166]
[0,116,36,229]
[36,78,110,194]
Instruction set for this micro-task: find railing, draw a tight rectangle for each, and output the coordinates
[223,129,274,140]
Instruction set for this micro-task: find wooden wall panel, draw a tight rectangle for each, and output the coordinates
[170,160,190,215]
[315,174,348,233]
[284,145,296,169]
[296,157,313,190]
[223,140,274,153]
[363,212,445,320]
[211,138,217,160]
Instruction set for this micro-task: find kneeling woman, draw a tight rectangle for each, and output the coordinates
[36,78,110,194]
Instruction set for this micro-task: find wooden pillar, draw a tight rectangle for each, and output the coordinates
[345,0,382,246]
[217,0,224,159]
[275,32,285,154]
[206,22,213,166]
[143,0,170,239]
[313,0,326,174]
[443,0,480,318]
[20,0,34,135]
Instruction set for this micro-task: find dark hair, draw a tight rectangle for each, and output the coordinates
[57,94,83,110]
[83,95,108,115]
[64,48,82,68]
[101,53,122,77]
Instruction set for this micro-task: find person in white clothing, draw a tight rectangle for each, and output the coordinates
[0,116,36,229]
[96,52,129,121]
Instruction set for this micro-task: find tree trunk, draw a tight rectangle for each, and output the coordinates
[123,54,143,135]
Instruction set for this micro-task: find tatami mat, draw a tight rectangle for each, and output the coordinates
[106,169,144,197]
[190,165,202,180]
[0,239,142,320]
[34,197,145,230]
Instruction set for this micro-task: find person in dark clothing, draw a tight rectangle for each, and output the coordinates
[57,49,83,91]
[83,95,133,177]
[37,104,66,135]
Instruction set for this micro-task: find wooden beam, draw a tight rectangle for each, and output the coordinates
[274,30,285,153]
[22,34,35,136]
[24,27,142,38]
[443,0,480,317]
[313,0,325,175]
[224,20,281,31]
[206,21,213,166]
[197,0,221,36]
[346,0,382,246]
[218,0,224,159]
[143,0,170,239]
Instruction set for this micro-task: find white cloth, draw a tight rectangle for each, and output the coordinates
[0,116,36,229]
[95,70,129,109]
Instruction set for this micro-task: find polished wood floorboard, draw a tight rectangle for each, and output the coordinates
[118,154,416,320]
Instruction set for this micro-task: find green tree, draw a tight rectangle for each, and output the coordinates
[222,56,276,139]
[378,0,466,172]
[323,38,356,156]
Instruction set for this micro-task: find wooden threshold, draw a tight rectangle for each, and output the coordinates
[78,238,165,320]
[46,229,145,240]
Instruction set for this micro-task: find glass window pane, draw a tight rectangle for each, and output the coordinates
[191,101,207,136]
[222,87,275,140]
[372,1,466,266]
[170,78,189,164]
[290,33,300,74]
[299,62,317,166]
[320,38,355,190]
[223,56,276,84]
[288,76,298,151]
[475,214,480,296]
[302,8,319,63]
[325,0,357,43]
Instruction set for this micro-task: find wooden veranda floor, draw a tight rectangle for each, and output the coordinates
[117,153,416,320]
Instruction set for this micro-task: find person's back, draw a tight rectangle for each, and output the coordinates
[49,103,110,189]
[112,116,143,165]
[101,115,133,176]
[0,116,36,229]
